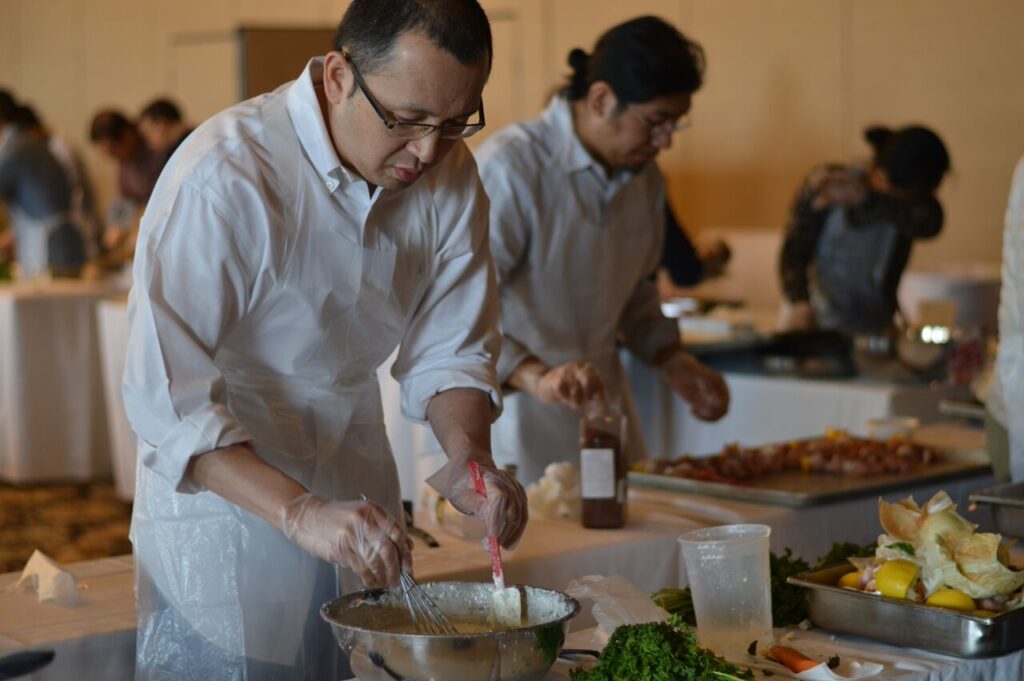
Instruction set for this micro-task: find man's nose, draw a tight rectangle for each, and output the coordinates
[407,130,442,165]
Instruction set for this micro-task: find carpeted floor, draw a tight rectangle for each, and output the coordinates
[0,481,132,573]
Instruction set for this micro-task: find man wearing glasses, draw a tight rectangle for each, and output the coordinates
[477,16,730,485]
[124,1,526,678]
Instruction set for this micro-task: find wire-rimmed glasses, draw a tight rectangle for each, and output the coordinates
[346,53,486,141]
[630,108,691,139]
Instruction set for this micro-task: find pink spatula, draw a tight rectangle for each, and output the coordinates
[468,460,523,627]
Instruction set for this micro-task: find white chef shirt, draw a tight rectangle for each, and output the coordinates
[475,95,680,480]
[124,57,502,493]
[477,95,679,379]
[996,156,1024,480]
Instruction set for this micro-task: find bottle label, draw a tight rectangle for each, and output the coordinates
[581,448,615,499]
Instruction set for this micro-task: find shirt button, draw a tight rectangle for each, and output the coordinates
[325,179,338,191]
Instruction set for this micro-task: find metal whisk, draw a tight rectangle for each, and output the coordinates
[359,494,457,634]
[399,570,459,635]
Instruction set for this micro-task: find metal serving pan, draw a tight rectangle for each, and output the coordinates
[788,563,1024,658]
[629,454,989,508]
[969,481,1024,538]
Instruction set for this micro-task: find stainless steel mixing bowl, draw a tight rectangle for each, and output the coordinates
[321,582,580,681]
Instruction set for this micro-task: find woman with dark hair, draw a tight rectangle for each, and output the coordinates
[477,16,729,484]
[778,124,951,334]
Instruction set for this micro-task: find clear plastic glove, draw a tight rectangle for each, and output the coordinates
[426,453,528,549]
[534,361,605,409]
[661,351,730,422]
[279,493,411,588]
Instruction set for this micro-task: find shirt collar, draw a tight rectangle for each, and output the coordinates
[286,57,356,193]
[545,95,639,193]
[545,96,598,174]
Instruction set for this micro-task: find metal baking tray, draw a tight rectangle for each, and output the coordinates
[788,563,1024,658]
[969,481,1024,537]
[629,448,990,508]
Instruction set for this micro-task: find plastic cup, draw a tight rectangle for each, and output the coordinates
[678,524,773,656]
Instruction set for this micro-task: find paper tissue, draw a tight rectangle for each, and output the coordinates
[5,549,81,605]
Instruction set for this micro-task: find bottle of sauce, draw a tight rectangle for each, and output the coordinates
[579,403,627,528]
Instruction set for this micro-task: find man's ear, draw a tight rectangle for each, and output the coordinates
[322,51,353,104]
[586,81,618,119]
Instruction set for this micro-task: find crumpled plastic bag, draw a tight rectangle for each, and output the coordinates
[565,574,666,636]
[5,549,80,605]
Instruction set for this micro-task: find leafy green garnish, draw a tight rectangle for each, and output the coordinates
[770,549,811,627]
[814,542,876,569]
[569,614,754,681]
[885,542,916,557]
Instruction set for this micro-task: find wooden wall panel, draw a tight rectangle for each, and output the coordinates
[670,0,844,233]
[1,0,1020,269]
[842,0,1024,268]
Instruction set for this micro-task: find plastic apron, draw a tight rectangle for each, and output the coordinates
[132,232,406,680]
[810,206,907,334]
[492,348,646,486]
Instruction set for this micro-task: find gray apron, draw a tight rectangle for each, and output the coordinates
[811,206,905,334]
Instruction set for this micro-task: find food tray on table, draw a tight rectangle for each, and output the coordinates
[629,436,991,508]
[788,563,1024,658]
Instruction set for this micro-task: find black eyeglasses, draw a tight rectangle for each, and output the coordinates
[345,53,486,141]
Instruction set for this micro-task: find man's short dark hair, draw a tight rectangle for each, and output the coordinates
[12,104,41,132]
[89,110,134,143]
[333,0,492,74]
[0,89,17,124]
[139,98,183,124]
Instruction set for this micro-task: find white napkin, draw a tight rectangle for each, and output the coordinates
[5,549,81,605]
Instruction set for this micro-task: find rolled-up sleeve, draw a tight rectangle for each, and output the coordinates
[392,156,503,422]
[618,176,681,363]
[123,183,256,493]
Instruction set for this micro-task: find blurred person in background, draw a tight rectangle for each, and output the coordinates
[0,89,15,155]
[777,125,951,335]
[89,109,163,255]
[123,0,527,678]
[0,96,85,277]
[14,104,100,258]
[476,16,729,484]
[137,97,192,161]
[658,201,730,294]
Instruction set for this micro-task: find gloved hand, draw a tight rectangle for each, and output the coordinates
[660,351,730,422]
[533,361,605,408]
[426,453,529,549]
[280,494,411,588]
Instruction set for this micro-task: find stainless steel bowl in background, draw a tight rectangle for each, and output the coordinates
[321,582,580,681]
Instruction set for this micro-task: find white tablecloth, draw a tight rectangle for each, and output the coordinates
[0,464,999,680]
[628,356,955,459]
[0,280,123,482]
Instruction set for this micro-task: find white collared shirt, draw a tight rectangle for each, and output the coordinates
[124,57,501,491]
[474,95,680,482]
[475,95,679,382]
